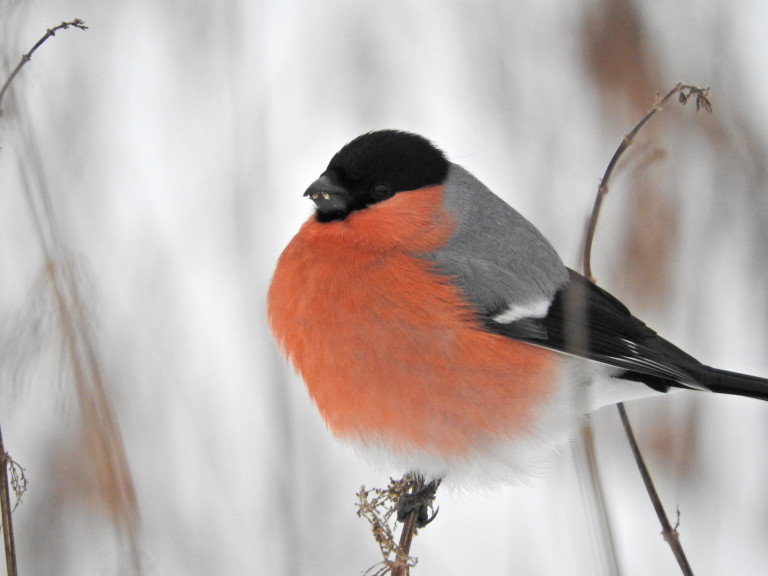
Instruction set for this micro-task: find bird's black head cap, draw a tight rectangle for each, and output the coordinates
[305,130,449,222]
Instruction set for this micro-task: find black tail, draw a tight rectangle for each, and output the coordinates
[700,367,768,401]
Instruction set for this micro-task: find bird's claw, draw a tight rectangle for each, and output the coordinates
[396,479,440,528]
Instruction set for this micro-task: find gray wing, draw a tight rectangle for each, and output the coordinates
[424,163,569,318]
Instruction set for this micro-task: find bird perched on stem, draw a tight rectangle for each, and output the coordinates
[267,130,768,492]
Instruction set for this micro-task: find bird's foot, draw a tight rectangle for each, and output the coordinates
[396,479,441,528]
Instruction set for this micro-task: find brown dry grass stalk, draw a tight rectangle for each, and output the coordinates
[357,476,433,576]
[13,113,142,572]
[582,82,711,576]
[0,427,26,576]
[1,16,142,574]
[0,429,18,576]
[0,17,88,576]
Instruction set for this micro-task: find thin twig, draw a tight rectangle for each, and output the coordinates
[391,476,425,576]
[617,405,693,576]
[582,82,711,576]
[0,427,18,576]
[582,83,711,282]
[0,18,88,113]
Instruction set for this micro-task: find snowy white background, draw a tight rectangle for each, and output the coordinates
[1,1,767,575]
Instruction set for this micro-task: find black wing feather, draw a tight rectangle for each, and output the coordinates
[484,269,707,392]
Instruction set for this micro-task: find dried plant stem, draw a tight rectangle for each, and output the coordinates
[0,437,27,576]
[1,18,87,575]
[617,404,692,576]
[15,124,142,567]
[2,17,140,570]
[0,428,18,576]
[391,476,425,576]
[0,18,88,112]
[582,83,711,282]
[582,82,710,576]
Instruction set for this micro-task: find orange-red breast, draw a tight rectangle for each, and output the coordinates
[267,130,768,486]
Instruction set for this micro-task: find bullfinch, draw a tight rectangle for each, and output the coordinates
[267,130,768,490]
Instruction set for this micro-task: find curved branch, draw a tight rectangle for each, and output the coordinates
[0,19,88,113]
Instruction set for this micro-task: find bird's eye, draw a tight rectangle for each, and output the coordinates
[371,184,393,200]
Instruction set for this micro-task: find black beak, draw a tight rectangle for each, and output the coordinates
[303,174,350,215]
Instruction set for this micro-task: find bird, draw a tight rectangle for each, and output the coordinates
[267,129,768,498]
